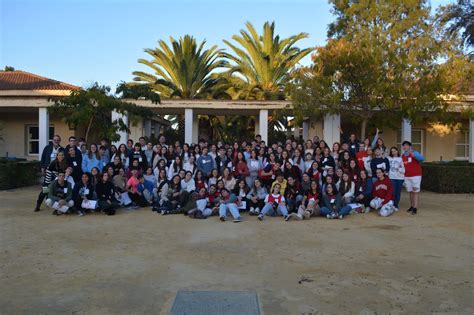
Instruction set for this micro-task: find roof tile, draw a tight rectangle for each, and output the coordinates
[0,70,79,91]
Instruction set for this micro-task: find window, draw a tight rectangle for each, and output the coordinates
[397,129,424,154]
[26,125,55,155]
[455,129,469,160]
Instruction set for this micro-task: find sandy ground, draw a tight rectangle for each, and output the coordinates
[0,186,473,315]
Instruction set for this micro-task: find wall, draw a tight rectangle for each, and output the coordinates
[0,111,72,160]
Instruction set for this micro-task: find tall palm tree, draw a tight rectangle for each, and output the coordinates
[222,21,313,100]
[132,35,227,99]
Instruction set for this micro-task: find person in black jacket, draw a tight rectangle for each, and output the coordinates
[72,172,94,216]
[66,146,83,183]
[40,135,63,173]
[63,136,82,161]
[96,172,118,215]
[129,143,148,170]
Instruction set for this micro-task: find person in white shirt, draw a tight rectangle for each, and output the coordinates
[181,171,196,193]
[388,146,405,210]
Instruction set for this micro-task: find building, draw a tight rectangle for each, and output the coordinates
[1,70,472,163]
[0,70,167,159]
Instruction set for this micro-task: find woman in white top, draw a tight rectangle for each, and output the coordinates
[112,144,130,170]
[167,156,183,180]
[363,147,374,178]
[246,150,262,188]
[388,146,405,210]
[183,155,197,175]
[181,171,196,193]
[336,172,355,205]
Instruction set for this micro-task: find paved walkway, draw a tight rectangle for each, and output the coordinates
[0,187,473,314]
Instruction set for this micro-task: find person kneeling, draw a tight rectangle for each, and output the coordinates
[320,183,351,220]
[46,171,74,215]
[258,183,289,221]
[370,168,396,217]
[187,187,213,219]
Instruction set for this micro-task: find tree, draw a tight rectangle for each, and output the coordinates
[132,35,227,99]
[222,21,313,100]
[436,0,474,51]
[116,81,161,103]
[49,83,154,142]
[2,66,15,72]
[292,0,473,139]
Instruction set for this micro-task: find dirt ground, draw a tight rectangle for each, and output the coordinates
[0,186,473,315]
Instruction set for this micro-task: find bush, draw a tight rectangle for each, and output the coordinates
[0,159,40,190]
[421,162,474,193]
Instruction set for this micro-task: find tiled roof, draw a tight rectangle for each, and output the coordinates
[0,70,79,91]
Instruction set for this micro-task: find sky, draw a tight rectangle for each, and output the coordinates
[1,0,454,92]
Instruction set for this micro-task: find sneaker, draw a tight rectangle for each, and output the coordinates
[411,208,417,215]
[327,212,338,219]
[393,207,399,212]
[338,214,344,220]
[52,210,59,216]
[257,214,264,221]
[406,207,414,213]
[364,207,371,213]
[220,216,226,222]
[255,207,260,214]
[283,215,290,221]
[233,217,243,223]
[249,207,255,213]
[34,207,40,212]
[78,211,85,217]
[285,214,292,221]
[303,210,311,220]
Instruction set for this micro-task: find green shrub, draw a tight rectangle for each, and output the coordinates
[0,160,40,190]
[421,162,474,193]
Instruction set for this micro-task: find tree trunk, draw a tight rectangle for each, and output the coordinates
[360,118,368,140]
[85,117,94,142]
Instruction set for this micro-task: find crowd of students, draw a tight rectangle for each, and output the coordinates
[34,129,424,221]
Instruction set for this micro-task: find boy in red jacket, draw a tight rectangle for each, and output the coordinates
[370,168,396,217]
[402,141,425,215]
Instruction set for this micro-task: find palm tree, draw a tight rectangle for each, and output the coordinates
[132,35,227,99]
[222,21,313,100]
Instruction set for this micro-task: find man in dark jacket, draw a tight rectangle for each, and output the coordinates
[40,135,63,173]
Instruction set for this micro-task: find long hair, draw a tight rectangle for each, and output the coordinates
[88,143,99,160]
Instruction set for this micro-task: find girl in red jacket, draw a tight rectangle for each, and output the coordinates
[370,168,396,217]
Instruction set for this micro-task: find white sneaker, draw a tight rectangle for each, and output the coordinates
[255,207,260,214]
[250,207,255,213]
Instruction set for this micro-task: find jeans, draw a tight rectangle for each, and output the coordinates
[320,205,352,216]
[286,195,304,213]
[390,179,404,208]
[219,203,241,219]
[260,203,289,217]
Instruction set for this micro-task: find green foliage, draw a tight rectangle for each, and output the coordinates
[422,162,474,193]
[291,0,473,138]
[0,160,40,190]
[133,35,227,99]
[49,83,154,142]
[222,21,313,100]
[2,66,15,72]
[436,0,474,51]
[116,81,161,103]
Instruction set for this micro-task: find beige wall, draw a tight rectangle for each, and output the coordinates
[307,118,468,162]
[0,112,72,160]
[129,118,145,145]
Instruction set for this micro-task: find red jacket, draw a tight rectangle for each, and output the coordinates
[402,153,423,177]
[356,151,368,170]
[234,161,250,177]
[372,176,393,205]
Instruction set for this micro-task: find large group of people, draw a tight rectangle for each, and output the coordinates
[34,128,424,222]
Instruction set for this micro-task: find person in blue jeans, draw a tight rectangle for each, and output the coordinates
[388,147,405,210]
[258,183,289,221]
[320,183,352,219]
[218,188,242,222]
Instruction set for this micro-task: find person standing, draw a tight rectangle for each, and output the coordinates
[388,147,405,211]
[402,141,425,215]
[40,134,63,175]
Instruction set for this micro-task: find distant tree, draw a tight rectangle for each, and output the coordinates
[222,21,312,100]
[116,81,161,103]
[2,66,15,71]
[49,83,153,142]
[436,0,474,51]
[292,0,473,139]
[132,35,227,99]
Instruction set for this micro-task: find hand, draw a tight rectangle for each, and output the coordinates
[376,128,379,133]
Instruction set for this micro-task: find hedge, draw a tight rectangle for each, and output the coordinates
[0,159,41,190]
[421,162,474,193]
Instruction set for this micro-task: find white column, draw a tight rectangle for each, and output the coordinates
[111,110,128,146]
[469,119,474,163]
[302,121,309,141]
[259,109,268,144]
[401,118,412,143]
[184,108,194,144]
[144,119,152,138]
[323,114,340,146]
[192,114,199,144]
[293,123,300,139]
[38,107,49,160]
[254,117,260,138]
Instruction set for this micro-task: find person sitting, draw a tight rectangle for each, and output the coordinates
[246,179,267,215]
[187,187,213,219]
[46,171,74,215]
[96,172,119,215]
[218,188,243,222]
[287,180,321,221]
[284,176,303,213]
[320,183,352,220]
[72,172,95,216]
[370,168,396,217]
[258,183,289,221]
[126,168,147,208]
[336,172,355,205]
[354,169,373,213]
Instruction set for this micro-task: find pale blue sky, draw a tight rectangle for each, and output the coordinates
[1,0,453,91]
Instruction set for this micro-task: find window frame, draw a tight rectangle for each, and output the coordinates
[25,125,55,156]
[455,129,469,161]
